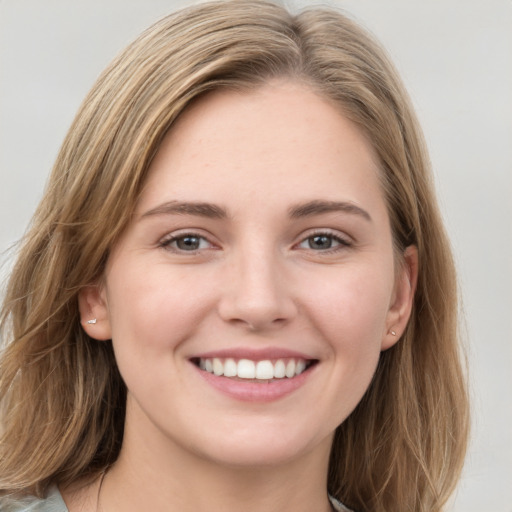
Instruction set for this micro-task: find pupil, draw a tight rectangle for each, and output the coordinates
[310,235,331,249]
[177,236,199,250]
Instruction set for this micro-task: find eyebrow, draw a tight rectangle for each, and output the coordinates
[140,201,228,219]
[288,200,372,222]
[140,199,371,222]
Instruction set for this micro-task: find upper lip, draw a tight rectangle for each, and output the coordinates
[190,347,316,361]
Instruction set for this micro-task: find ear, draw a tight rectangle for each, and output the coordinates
[78,283,112,341]
[382,245,418,350]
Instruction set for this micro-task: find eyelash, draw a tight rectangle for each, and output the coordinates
[159,232,213,253]
[295,231,352,253]
[158,230,352,255]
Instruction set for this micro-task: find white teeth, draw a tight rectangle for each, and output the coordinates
[285,360,296,378]
[223,358,237,377]
[295,360,306,376]
[198,357,310,380]
[274,359,286,378]
[237,359,256,378]
[256,360,274,379]
[212,358,223,376]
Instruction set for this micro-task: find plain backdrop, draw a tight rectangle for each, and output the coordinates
[1,1,511,510]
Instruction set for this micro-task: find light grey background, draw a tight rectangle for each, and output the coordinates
[1,1,511,510]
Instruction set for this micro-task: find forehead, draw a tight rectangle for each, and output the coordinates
[138,80,385,221]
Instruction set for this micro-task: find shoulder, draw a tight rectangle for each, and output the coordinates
[0,487,68,512]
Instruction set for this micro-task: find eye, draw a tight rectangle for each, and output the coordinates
[297,232,350,251]
[160,233,213,252]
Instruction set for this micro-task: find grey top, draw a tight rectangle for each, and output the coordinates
[0,486,353,511]
[0,487,67,511]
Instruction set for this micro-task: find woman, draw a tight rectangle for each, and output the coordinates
[0,1,469,511]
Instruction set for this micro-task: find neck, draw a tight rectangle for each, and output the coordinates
[99,400,333,512]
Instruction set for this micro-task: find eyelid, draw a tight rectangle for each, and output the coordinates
[157,227,353,255]
[158,229,218,253]
[293,228,353,251]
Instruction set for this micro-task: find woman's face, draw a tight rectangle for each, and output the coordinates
[82,81,415,469]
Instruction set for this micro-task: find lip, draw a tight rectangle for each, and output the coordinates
[194,364,316,402]
[192,347,314,361]
[189,347,318,403]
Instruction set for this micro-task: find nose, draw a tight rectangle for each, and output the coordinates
[217,248,298,331]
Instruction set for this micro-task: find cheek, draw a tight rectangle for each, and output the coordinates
[278,268,392,432]
[105,264,216,366]
[302,262,394,355]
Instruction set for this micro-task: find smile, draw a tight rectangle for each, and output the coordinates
[196,357,314,381]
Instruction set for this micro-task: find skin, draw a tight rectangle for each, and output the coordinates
[75,80,417,512]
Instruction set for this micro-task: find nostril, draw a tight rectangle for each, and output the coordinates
[218,297,298,332]
[245,317,287,331]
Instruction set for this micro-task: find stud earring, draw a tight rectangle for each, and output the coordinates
[86,319,97,324]
[389,330,396,336]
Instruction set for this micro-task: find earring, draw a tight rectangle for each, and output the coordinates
[389,330,396,336]
[86,319,97,324]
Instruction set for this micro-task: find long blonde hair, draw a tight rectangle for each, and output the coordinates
[0,1,469,510]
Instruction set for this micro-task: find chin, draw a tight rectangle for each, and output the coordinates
[186,422,333,470]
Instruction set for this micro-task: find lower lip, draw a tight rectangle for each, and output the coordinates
[194,364,315,402]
